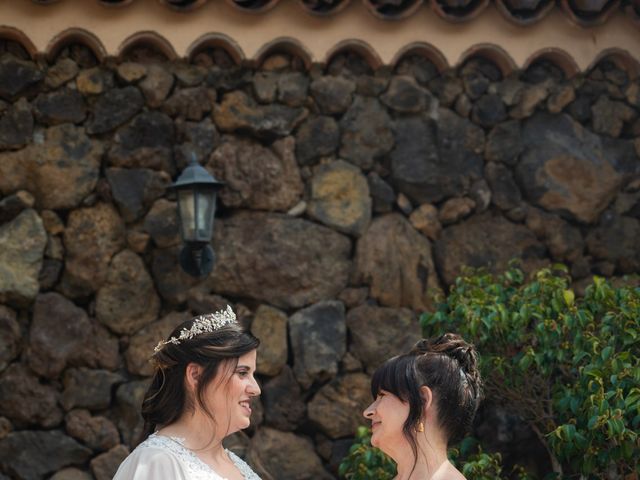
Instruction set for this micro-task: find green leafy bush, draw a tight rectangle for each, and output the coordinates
[338,426,396,480]
[422,266,640,479]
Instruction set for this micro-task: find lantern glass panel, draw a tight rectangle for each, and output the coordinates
[195,189,216,240]
[178,189,196,241]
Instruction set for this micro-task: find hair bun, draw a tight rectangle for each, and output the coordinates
[412,334,480,384]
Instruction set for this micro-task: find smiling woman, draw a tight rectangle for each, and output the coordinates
[363,334,482,480]
[113,306,263,480]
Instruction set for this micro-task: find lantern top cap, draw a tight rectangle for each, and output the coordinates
[171,157,224,190]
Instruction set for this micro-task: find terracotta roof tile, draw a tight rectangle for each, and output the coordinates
[26,0,640,25]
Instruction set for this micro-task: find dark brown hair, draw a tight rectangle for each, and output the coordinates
[370,333,481,466]
[140,318,259,443]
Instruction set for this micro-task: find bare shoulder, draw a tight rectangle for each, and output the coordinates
[431,461,466,480]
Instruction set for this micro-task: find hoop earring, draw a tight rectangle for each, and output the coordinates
[416,422,424,433]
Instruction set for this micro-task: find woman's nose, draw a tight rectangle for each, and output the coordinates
[363,402,375,419]
[248,376,261,396]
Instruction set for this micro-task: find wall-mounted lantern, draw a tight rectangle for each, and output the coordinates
[171,155,224,278]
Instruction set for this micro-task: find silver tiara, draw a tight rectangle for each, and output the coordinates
[154,305,238,353]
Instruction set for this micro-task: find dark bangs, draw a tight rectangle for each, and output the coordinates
[370,354,417,401]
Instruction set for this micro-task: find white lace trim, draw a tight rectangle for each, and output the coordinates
[139,433,261,480]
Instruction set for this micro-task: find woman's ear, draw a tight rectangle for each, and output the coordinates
[420,386,433,412]
[185,363,203,393]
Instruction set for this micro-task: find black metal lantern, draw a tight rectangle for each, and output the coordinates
[171,155,224,278]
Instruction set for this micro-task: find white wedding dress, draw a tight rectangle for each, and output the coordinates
[113,433,262,480]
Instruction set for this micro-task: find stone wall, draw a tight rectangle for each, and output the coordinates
[0,40,639,479]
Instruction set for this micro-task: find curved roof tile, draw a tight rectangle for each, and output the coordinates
[22,0,640,26]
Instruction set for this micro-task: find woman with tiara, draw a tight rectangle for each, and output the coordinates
[114,306,262,480]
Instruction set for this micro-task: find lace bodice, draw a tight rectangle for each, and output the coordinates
[114,433,261,480]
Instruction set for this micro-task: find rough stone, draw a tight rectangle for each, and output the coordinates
[435,213,546,286]
[125,311,191,376]
[107,111,175,173]
[262,366,306,431]
[139,65,174,108]
[367,172,395,214]
[252,71,278,103]
[294,115,340,165]
[0,56,43,100]
[106,168,170,223]
[38,258,62,290]
[61,203,125,297]
[61,367,124,411]
[65,410,120,452]
[381,75,434,113]
[310,76,356,115]
[516,113,624,224]
[174,118,219,169]
[0,97,33,149]
[454,93,472,118]
[277,72,309,107]
[151,245,201,304]
[75,321,120,372]
[214,90,307,138]
[50,468,92,480]
[163,86,215,121]
[0,209,46,305]
[395,55,439,85]
[439,197,476,225]
[116,62,147,83]
[210,212,352,309]
[429,73,463,107]
[308,373,371,439]
[76,67,113,96]
[391,110,484,204]
[625,82,640,108]
[485,120,523,166]
[0,430,91,480]
[208,136,303,211]
[396,192,413,215]
[0,363,62,428]
[462,71,490,100]
[409,203,442,240]
[591,96,636,137]
[586,213,640,273]
[86,86,144,134]
[90,445,130,480]
[96,249,160,335]
[0,306,19,372]
[495,77,529,106]
[289,301,346,389]
[354,213,440,311]
[525,208,584,263]
[33,88,86,125]
[0,190,35,224]
[472,94,507,127]
[547,84,576,114]
[307,160,371,236]
[143,199,180,248]
[186,291,229,316]
[27,292,92,378]
[41,210,64,235]
[252,305,288,377]
[46,58,79,89]
[0,123,103,209]
[247,428,332,480]
[339,96,394,170]
[485,162,522,211]
[470,178,492,213]
[115,380,151,446]
[509,83,549,119]
[347,304,420,372]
